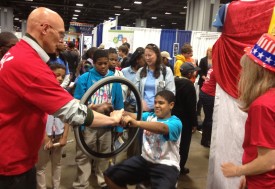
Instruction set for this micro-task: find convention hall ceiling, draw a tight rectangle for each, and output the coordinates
[1,0,232,31]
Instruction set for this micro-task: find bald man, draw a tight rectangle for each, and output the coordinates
[0,7,122,189]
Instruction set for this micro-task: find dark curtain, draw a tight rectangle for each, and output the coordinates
[96,23,103,47]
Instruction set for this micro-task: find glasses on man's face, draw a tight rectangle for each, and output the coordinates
[48,25,65,39]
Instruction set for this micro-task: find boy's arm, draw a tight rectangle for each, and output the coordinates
[59,123,69,146]
[121,115,169,134]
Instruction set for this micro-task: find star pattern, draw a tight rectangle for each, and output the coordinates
[265,56,272,64]
[251,45,275,68]
[257,52,264,59]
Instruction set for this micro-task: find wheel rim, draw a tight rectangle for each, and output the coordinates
[74,76,142,159]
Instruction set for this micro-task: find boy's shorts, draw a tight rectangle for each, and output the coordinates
[104,156,179,189]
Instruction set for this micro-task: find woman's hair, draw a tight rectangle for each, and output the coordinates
[140,43,164,79]
[238,55,275,112]
[48,62,66,71]
[155,90,175,103]
[206,46,212,57]
[128,47,144,67]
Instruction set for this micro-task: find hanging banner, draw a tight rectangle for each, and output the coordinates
[107,30,134,51]
[69,22,94,34]
[173,43,179,57]
[268,6,275,35]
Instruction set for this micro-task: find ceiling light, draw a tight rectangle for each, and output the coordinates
[183,6,187,9]
[134,1,142,4]
[115,13,120,16]
[161,25,165,26]
[72,17,77,20]
[73,14,79,17]
[25,0,33,1]
[165,12,172,15]
[123,8,130,11]
[76,3,83,6]
[14,18,19,20]
[151,17,157,19]
[109,17,115,20]
[179,12,186,14]
[172,22,177,25]
[114,5,121,8]
[74,10,81,13]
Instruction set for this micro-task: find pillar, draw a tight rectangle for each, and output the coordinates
[0,7,14,32]
[185,0,220,31]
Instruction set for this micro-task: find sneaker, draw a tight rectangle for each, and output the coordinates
[180,167,190,175]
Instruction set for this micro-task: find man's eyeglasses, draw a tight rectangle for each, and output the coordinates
[48,25,65,39]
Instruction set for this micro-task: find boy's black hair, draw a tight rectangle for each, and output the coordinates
[108,47,117,54]
[48,62,66,71]
[93,49,109,63]
[0,32,17,47]
[155,90,175,103]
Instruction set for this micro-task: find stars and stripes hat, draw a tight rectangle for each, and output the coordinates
[245,33,275,72]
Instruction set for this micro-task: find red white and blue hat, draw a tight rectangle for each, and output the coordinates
[245,33,275,72]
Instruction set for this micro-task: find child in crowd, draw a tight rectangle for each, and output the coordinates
[104,90,182,189]
[173,62,200,175]
[221,33,275,189]
[73,49,124,189]
[36,63,69,189]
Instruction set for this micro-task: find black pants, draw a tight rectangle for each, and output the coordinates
[179,121,192,170]
[199,90,215,146]
[0,167,36,189]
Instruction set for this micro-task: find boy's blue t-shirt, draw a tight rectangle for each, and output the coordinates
[142,112,182,141]
[74,68,124,131]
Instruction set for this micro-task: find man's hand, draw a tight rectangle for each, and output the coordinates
[110,109,124,125]
[89,102,114,115]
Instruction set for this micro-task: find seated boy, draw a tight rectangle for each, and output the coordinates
[104,90,182,189]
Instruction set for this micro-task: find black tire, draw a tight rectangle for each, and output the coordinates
[74,76,142,159]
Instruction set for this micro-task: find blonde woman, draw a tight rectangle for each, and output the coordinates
[221,33,275,189]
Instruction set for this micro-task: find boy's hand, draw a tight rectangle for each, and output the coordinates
[59,137,67,147]
[121,115,137,127]
[44,137,53,150]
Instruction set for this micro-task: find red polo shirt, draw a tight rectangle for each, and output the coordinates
[0,39,73,175]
